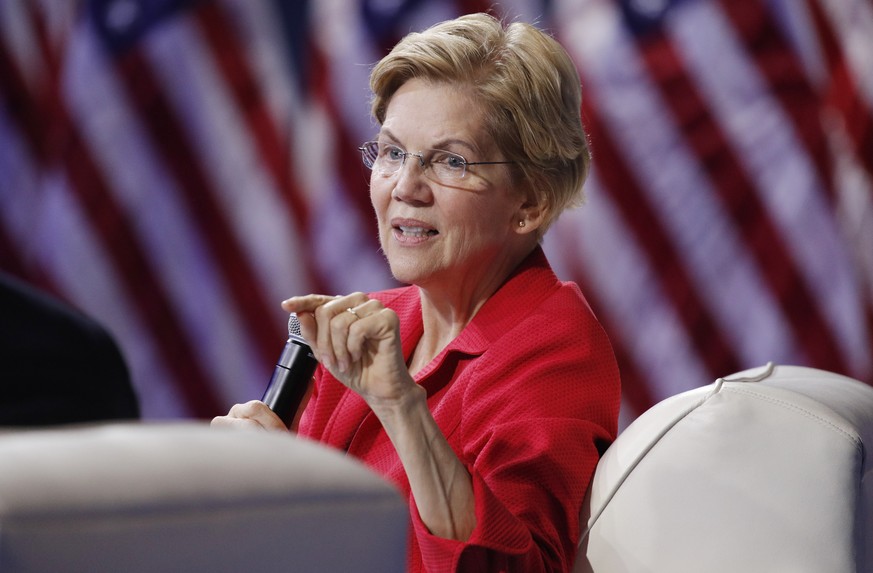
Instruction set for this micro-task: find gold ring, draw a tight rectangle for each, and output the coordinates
[345,307,359,318]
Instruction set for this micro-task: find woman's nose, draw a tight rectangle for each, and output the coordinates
[392,155,432,202]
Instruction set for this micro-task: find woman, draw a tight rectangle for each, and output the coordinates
[213,13,620,572]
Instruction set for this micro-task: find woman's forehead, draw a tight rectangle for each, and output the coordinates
[380,79,494,154]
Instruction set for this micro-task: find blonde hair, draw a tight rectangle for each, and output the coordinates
[369,13,590,236]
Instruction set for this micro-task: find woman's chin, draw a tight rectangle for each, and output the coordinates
[387,256,436,286]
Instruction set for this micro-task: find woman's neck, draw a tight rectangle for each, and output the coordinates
[408,292,486,377]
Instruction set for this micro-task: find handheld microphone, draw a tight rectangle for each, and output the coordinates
[261,314,318,427]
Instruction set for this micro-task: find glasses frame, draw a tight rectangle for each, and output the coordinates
[358,140,514,184]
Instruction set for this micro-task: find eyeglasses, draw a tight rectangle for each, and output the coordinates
[358,140,514,185]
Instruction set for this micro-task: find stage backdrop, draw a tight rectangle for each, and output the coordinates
[1,0,871,425]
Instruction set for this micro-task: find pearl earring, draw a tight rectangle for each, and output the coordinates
[518,220,526,228]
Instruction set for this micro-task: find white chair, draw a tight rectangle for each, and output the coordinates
[0,423,408,572]
[577,363,873,573]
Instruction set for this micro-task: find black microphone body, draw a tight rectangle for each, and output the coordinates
[261,315,318,426]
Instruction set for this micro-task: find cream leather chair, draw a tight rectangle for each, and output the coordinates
[0,423,408,572]
[577,363,873,573]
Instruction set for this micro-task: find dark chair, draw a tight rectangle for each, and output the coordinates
[0,273,139,425]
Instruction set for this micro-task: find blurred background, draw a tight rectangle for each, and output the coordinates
[1,0,871,426]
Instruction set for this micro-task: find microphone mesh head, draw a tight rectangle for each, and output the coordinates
[287,313,302,336]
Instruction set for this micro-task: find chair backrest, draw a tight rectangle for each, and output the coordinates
[0,423,408,573]
[577,363,873,573]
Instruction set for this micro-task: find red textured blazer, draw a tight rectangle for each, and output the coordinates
[298,247,621,572]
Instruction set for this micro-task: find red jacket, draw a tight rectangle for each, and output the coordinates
[298,247,620,572]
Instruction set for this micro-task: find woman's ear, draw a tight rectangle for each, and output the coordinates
[514,200,548,235]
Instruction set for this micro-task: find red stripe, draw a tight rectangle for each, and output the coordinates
[832,75,873,179]
[0,28,224,417]
[720,0,838,205]
[804,0,873,183]
[0,34,52,165]
[194,3,329,293]
[111,46,280,366]
[581,97,743,381]
[638,29,851,375]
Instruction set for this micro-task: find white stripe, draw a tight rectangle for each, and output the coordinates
[558,0,803,369]
[670,0,870,375]
[63,18,269,406]
[830,126,873,314]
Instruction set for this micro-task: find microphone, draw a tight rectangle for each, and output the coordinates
[261,314,318,427]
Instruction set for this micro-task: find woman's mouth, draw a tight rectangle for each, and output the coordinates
[391,221,439,244]
[397,225,438,237]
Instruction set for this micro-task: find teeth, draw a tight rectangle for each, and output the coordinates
[398,226,435,237]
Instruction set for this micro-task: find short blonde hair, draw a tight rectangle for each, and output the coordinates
[370,13,590,236]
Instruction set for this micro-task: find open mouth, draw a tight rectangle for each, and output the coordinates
[396,225,438,237]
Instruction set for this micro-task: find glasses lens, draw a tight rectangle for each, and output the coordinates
[379,144,405,173]
[429,150,467,182]
[360,141,379,168]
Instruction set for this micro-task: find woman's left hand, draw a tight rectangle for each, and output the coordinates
[282,293,419,411]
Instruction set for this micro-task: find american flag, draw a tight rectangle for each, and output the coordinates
[1,0,871,424]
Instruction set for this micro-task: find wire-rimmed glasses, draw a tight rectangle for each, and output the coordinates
[358,140,514,185]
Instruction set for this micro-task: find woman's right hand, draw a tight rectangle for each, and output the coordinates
[210,400,288,432]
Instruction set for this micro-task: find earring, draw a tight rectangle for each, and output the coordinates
[518,220,526,228]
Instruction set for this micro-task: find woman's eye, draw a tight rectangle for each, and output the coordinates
[385,146,404,161]
[438,153,466,170]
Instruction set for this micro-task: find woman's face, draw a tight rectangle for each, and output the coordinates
[370,78,531,295]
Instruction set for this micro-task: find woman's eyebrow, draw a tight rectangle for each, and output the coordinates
[377,127,480,152]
